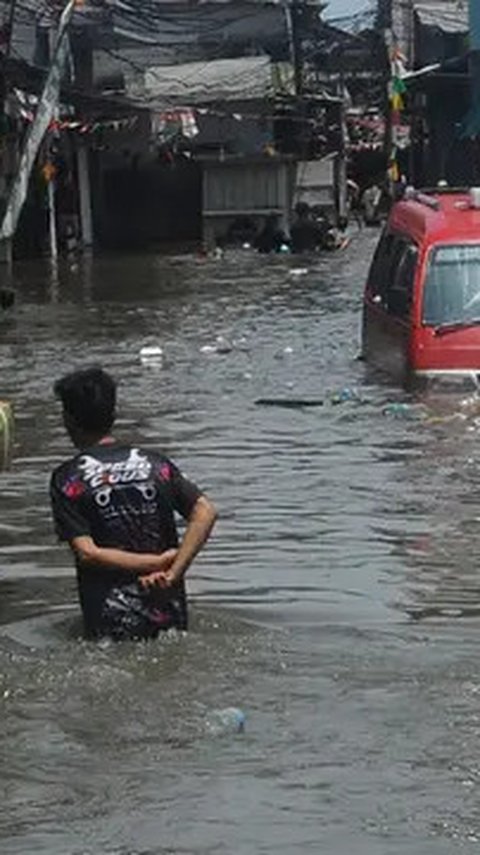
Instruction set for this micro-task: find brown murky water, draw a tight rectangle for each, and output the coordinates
[1,235,480,853]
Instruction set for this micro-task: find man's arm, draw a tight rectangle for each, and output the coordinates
[70,537,178,576]
[141,495,217,589]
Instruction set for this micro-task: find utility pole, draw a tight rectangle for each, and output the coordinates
[71,27,94,248]
[284,0,304,97]
[472,0,480,48]
[0,0,76,248]
[291,0,304,98]
[0,0,18,269]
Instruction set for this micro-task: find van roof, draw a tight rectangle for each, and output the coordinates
[389,190,480,246]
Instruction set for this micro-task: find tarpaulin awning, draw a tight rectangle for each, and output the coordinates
[414,2,468,35]
[143,57,294,105]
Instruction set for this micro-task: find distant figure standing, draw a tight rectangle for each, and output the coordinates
[50,366,217,640]
[361,183,382,226]
[255,214,289,254]
[347,178,362,227]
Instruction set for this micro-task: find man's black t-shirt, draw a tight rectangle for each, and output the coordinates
[50,443,202,638]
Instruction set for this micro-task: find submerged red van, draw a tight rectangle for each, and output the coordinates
[362,188,480,387]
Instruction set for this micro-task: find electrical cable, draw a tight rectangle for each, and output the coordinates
[2,0,384,131]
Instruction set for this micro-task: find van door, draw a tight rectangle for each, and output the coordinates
[362,228,395,361]
[383,241,418,380]
[363,231,417,380]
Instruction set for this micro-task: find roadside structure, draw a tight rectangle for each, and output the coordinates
[0,0,354,258]
[379,0,476,187]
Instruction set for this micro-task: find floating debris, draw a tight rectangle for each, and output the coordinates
[255,398,323,408]
[139,345,164,365]
[274,345,295,361]
[205,707,246,735]
[200,335,233,355]
[233,336,249,351]
[215,335,233,354]
[330,387,362,405]
[382,402,427,421]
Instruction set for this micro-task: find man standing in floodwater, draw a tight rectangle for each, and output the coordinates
[50,366,217,640]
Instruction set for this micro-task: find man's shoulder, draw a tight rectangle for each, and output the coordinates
[52,445,174,485]
[110,445,172,468]
[85,443,168,459]
[51,455,80,482]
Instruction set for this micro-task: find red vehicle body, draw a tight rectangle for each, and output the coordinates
[362,189,480,387]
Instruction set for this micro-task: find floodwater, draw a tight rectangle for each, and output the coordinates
[1,234,480,854]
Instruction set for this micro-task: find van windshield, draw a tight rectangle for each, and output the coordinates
[423,245,480,326]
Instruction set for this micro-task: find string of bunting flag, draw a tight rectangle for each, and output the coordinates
[9,87,139,134]
[50,115,139,134]
[22,111,139,135]
[387,42,410,183]
[346,112,385,153]
[9,87,350,149]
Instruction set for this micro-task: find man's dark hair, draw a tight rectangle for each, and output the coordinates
[54,366,116,434]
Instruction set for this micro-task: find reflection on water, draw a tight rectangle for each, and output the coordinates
[2,237,480,852]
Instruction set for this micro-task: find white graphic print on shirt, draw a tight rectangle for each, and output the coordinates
[78,449,154,507]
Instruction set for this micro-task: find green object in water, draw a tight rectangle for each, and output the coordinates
[0,402,14,468]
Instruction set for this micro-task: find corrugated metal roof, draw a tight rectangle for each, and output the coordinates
[414,1,468,34]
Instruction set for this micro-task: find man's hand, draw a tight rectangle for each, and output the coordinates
[152,548,178,573]
[139,564,187,590]
[163,495,217,582]
[71,537,178,576]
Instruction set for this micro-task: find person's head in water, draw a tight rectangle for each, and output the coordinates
[294,202,310,221]
[54,366,116,448]
[262,214,280,234]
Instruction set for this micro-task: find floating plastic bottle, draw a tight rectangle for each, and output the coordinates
[289,268,309,277]
[139,345,164,365]
[205,707,246,735]
[214,335,233,354]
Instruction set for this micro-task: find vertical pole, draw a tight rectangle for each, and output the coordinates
[291,0,303,97]
[0,0,76,243]
[470,0,480,50]
[1,0,18,270]
[283,2,296,90]
[77,142,92,247]
[47,173,57,263]
[337,116,347,222]
[5,238,12,274]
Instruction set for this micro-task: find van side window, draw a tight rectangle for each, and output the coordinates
[387,244,418,317]
[367,229,395,298]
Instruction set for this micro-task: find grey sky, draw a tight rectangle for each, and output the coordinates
[324,0,371,21]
